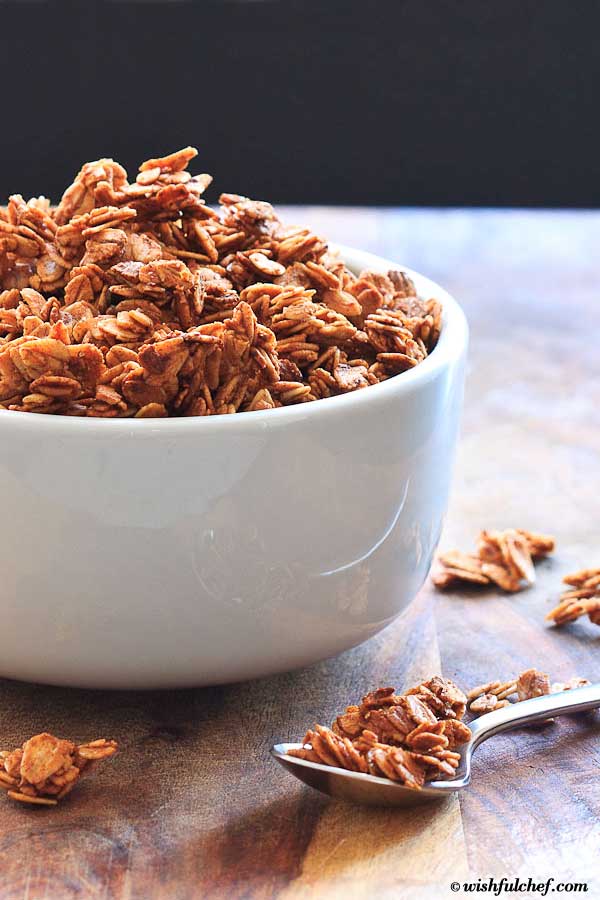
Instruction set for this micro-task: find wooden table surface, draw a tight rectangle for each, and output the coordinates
[1,209,599,900]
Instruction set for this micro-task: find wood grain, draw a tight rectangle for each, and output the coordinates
[1,209,599,899]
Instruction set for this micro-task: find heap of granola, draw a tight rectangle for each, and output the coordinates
[0,732,117,805]
[288,669,593,789]
[546,567,600,627]
[432,528,555,592]
[288,676,472,790]
[0,147,441,417]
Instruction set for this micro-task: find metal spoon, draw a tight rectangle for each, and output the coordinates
[271,683,600,807]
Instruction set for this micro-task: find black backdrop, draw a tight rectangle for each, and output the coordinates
[2,0,600,207]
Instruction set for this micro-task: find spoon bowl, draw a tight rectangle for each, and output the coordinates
[271,684,600,807]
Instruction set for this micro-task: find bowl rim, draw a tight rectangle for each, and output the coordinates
[0,244,468,435]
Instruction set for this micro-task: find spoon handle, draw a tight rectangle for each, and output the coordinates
[468,683,600,749]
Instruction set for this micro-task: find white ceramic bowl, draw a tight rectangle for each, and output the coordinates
[0,247,467,689]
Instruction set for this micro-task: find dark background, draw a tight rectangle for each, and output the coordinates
[2,0,600,207]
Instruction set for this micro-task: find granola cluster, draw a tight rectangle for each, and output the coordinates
[289,676,472,790]
[467,668,590,716]
[546,567,600,627]
[0,147,441,417]
[433,533,600,633]
[0,732,117,805]
[432,528,555,592]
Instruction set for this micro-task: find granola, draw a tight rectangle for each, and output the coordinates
[287,667,593,786]
[0,147,442,417]
[289,676,471,790]
[546,566,600,627]
[432,529,554,593]
[467,669,590,717]
[516,668,551,701]
[0,732,117,805]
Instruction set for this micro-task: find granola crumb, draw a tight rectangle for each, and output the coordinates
[551,676,591,692]
[467,679,517,713]
[469,693,510,715]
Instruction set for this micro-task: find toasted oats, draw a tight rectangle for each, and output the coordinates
[467,680,501,701]
[0,732,117,806]
[469,694,510,715]
[467,679,517,714]
[502,530,536,584]
[7,791,58,806]
[431,567,485,589]
[291,676,471,790]
[480,561,522,593]
[546,596,600,627]
[433,527,554,594]
[552,677,591,692]
[431,552,490,589]
[0,147,442,416]
[518,530,555,558]
[495,682,518,701]
[546,566,600,627]
[365,744,428,788]
[466,668,593,719]
[516,668,551,701]
[562,567,600,588]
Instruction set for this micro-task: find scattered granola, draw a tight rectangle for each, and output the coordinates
[0,732,117,806]
[288,676,471,790]
[467,679,517,714]
[0,147,442,417]
[432,529,554,593]
[469,693,509,715]
[467,668,591,717]
[551,676,591,692]
[546,567,600,627]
